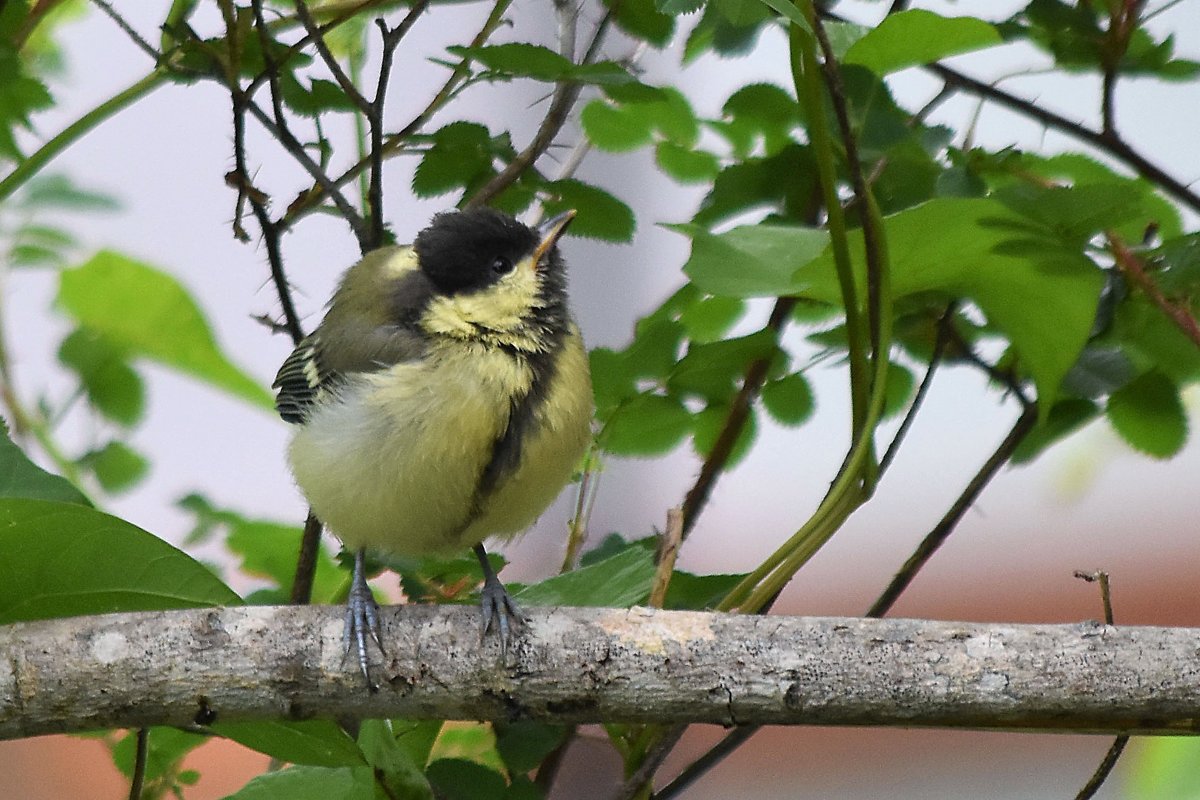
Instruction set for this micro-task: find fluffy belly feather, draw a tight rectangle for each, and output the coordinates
[286,334,592,556]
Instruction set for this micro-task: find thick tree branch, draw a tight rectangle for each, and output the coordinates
[4,606,1200,739]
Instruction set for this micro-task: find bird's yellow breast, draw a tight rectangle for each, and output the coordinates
[286,328,592,556]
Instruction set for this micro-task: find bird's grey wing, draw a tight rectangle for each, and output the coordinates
[272,322,426,424]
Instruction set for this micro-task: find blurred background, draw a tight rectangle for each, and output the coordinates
[2,1,1199,797]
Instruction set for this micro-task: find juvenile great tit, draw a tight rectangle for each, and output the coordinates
[273,208,592,682]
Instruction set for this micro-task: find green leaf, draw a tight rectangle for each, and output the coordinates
[0,418,88,504]
[226,516,344,604]
[655,141,720,183]
[280,75,360,117]
[606,0,675,47]
[883,362,916,419]
[221,765,375,800]
[58,251,273,410]
[801,198,1105,410]
[1011,398,1099,465]
[693,403,757,467]
[212,721,365,768]
[663,570,746,610]
[657,0,704,14]
[426,759,507,800]
[674,223,830,298]
[678,295,745,343]
[412,121,495,198]
[58,328,146,426]
[19,174,119,211]
[112,727,207,781]
[356,719,433,799]
[0,498,240,624]
[391,719,443,769]
[1127,738,1200,800]
[761,372,814,426]
[428,722,504,773]
[581,99,654,151]
[845,10,1002,75]
[494,721,567,774]
[1106,371,1188,459]
[600,393,693,456]
[449,44,633,85]
[543,179,634,242]
[79,441,149,494]
[669,331,778,401]
[515,546,655,607]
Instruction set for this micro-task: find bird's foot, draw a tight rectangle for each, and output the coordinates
[343,549,385,690]
[475,543,526,659]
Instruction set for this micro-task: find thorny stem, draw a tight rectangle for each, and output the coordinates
[1109,232,1200,351]
[1072,569,1128,800]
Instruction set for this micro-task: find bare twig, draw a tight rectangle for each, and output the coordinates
[866,405,1038,618]
[649,508,684,609]
[90,0,160,61]
[467,10,614,207]
[613,725,688,800]
[128,727,148,800]
[680,298,797,538]
[1109,232,1200,350]
[1072,569,1128,800]
[291,0,372,112]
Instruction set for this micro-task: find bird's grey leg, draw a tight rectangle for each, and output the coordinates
[344,548,385,688]
[474,542,525,658]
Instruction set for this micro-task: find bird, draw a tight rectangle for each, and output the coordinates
[272,207,593,684]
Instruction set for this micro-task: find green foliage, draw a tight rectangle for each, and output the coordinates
[0,498,240,624]
[4,1,1200,797]
[58,251,274,410]
[212,721,366,768]
[0,418,88,504]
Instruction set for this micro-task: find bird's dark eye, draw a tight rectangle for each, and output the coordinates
[491,255,514,275]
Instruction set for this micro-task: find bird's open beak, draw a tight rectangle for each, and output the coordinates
[531,209,576,270]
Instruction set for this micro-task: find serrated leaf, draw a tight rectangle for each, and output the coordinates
[663,570,747,610]
[0,418,88,504]
[1011,398,1099,465]
[669,330,778,401]
[845,10,1002,75]
[761,372,814,426]
[543,179,634,242]
[678,294,745,343]
[19,174,119,211]
[600,393,693,456]
[80,441,148,494]
[58,251,273,410]
[515,546,654,607]
[412,121,494,198]
[655,141,719,183]
[801,198,1105,411]
[212,721,365,768]
[1106,371,1188,459]
[606,0,675,47]
[693,403,757,467]
[0,498,240,623]
[674,222,829,298]
[581,100,654,151]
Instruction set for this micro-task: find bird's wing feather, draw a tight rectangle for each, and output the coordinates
[272,322,426,424]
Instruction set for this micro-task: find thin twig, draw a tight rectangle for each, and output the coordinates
[814,7,1200,218]
[878,302,957,475]
[290,512,324,604]
[680,298,796,538]
[1071,569,1128,800]
[90,0,160,61]
[128,727,148,800]
[1109,231,1200,350]
[292,0,372,112]
[467,11,614,208]
[866,405,1038,618]
[652,727,758,800]
[649,508,683,608]
[612,725,688,800]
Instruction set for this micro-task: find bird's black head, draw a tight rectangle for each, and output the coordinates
[414,208,544,295]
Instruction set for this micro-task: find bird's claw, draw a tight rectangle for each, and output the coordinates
[479,573,525,660]
[343,550,385,690]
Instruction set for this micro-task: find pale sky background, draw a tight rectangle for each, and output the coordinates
[4,1,1200,798]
